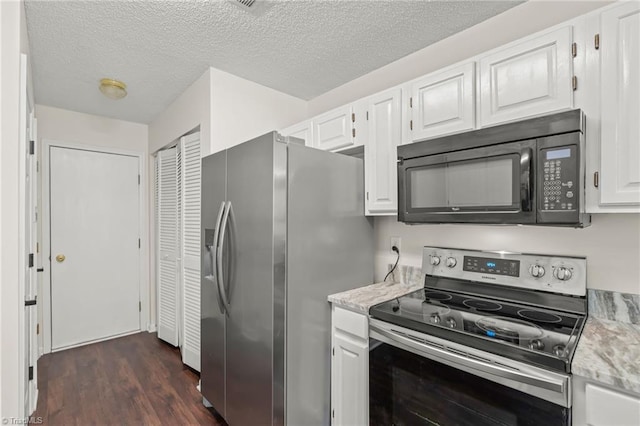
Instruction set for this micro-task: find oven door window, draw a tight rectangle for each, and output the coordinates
[370,343,570,426]
[407,154,521,212]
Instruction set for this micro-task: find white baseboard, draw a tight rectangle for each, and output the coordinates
[147,323,157,332]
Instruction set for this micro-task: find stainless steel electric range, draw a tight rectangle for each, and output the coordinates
[369,246,587,426]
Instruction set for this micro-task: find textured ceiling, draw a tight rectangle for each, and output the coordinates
[24,0,522,124]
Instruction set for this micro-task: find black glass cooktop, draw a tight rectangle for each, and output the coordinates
[369,285,586,373]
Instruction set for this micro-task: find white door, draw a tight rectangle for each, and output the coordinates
[600,1,640,206]
[479,26,574,127]
[50,147,140,350]
[179,133,201,371]
[365,88,402,215]
[156,148,179,346]
[314,105,354,151]
[410,62,476,141]
[331,332,368,425]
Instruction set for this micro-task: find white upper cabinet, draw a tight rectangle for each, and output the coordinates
[314,105,355,151]
[410,62,476,141]
[599,1,640,206]
[365,88,402,215]
[281,120,314,147]
[479,27,574,127]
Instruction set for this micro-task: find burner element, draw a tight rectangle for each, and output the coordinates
[518,309,563,323]
[463,299,502,312]
[424,291,452,301]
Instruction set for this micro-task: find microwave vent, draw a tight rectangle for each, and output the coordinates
[235,0,256,8]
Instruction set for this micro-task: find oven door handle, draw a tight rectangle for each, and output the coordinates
[520,148,534,212]
[370,323,565,394]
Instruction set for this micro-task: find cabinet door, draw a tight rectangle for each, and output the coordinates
[281,120,314,147]
[586,383,640,426]
[479,27,574,127]
[410,62,475,141]
[366,88,402,215]
[314,105,354,151]
[600,2,640,205]
[331,332,368,425]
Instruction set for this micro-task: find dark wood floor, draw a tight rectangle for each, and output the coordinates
[33,332,225,425]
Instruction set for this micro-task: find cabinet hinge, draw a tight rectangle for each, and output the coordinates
[37,323,40,335]
[28,253,34,268]
[139,301,142,312]
[366,111,369,121]
[594,34,600,50]
[25,298,36,306]
[36,161,39,172]
[352,128,356,138]
[332,409,335,418]
[332,347,335,356]
[594,171,599,188]
[410,120,413,131]
[409,97,413,108]
[571,42,577,58]
[28,366,33,381]
[29,140,35,155]
[572,76,578,91]
[138,238,141,249]
[351,113,355,123]
[138,174,141,185]
[366,192,369,201]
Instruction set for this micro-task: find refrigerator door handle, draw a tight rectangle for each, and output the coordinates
[211,201,226,314]
[217,201,232,311]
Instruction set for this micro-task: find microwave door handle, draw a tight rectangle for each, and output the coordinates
[520,148,534,212]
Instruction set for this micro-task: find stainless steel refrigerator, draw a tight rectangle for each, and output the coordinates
[200,131,374,426]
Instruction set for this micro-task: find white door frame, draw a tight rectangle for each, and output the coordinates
[42,139,149,354]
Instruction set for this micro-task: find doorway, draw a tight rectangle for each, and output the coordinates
[45,144,143,351]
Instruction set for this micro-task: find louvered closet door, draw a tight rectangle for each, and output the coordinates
[157,148,179,346]
[180,133,201,371]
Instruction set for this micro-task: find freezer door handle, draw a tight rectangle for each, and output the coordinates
[210,201,226,314]
[217,201,232,311]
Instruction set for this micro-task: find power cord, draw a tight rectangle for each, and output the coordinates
[384,245,400,282]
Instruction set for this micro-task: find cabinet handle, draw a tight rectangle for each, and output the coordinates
[594,171,599,188]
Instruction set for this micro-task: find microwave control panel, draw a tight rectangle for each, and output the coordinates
[541,145,577,211]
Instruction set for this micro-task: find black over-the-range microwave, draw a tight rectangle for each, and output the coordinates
[397,109,591,227]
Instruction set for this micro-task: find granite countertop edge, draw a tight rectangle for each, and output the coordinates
[328,281,422,314]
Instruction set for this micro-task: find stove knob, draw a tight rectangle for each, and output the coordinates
[528,339,545,351]
[529,264,545,278]
[554,267,572,281]
[430,256,441,266]
[430,314,441,324]
[446,257,457,268]
[446,317,457,329]
[553,344,566,357]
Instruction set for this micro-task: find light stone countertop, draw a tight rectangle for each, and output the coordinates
[572,317,640,394]
[328,281,422,314]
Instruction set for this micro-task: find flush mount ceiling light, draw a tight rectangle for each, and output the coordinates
[99,78,127,100]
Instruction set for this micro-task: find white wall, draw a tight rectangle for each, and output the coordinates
[35,105,151,347]
[0,0,27,419]
[210,67,307,152]
[302,0,639,295]
[308,0,613,116]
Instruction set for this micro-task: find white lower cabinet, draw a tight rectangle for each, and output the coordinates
[478,26,574,127]
[365,88,402,215]
[573,376,640,426]
[331,305,368,426]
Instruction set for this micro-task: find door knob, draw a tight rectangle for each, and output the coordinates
[56,254,66,263]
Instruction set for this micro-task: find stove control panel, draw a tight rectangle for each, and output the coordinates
[422,247,587,297]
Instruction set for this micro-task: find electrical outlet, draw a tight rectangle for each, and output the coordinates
[390,236,401,253]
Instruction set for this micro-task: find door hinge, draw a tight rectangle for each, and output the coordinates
[594,171,599,188]
[409,97,413,108]
[28,366,33,381]
[138,174,141,185]
[28,253,34,268]
[139,301,142,312]
[25,298,37,306]
[410,120,413,131]
[352,128,356,138]
[29,140,35,155]
[594,34,600,50]
[138,238,141,249]
[572,76,578,91]
[571,42,577,58]
[37,323,40,335]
